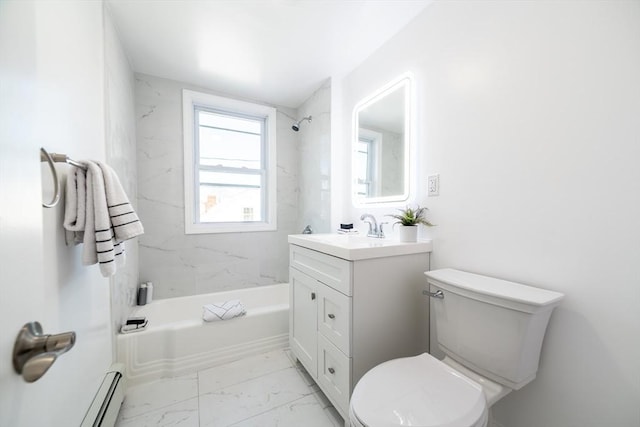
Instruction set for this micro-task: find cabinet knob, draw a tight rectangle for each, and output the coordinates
[311,292,316,300]
[327,314,335,319]
[328,367,335,374]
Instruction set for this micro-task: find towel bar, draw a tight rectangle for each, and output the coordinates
[40,149,87,170]
[40,147,87,208]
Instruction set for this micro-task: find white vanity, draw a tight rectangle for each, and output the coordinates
[288,233,432,419]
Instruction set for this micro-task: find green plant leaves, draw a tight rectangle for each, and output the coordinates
[386,205,434,227]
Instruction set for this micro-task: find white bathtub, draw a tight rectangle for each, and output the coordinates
[117,283,289,385]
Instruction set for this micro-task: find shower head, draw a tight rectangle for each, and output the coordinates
[292,116,312,132]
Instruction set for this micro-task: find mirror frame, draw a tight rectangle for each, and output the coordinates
[352,73,414,206]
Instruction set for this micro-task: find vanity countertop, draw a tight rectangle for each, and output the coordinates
[288,233,433,261]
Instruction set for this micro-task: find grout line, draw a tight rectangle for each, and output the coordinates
[197,348,292,389]
[117,396,199,424]
[198,364,297,398]
[197,370,201,427]
[226,394,323,427]
[119,374,200,420]
[122,349,335,426]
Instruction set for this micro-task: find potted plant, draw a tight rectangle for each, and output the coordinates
[387,205,434,242]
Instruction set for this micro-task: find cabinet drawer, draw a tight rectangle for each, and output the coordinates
[317,334,351,415]
[290,245,352,295]
[318,284,351,356]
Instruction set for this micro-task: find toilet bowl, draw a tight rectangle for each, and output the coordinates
[350,353,488,427]
[349,268,564,427]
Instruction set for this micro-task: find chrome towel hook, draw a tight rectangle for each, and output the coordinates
[40,147,60,208]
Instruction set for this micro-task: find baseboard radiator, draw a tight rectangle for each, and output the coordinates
[80,363,126,427]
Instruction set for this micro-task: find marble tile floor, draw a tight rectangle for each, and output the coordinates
[115,348,344,427]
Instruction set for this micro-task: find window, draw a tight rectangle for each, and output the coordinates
[355,138,373,197]
[355,128,381,197]
[183,90,277,233]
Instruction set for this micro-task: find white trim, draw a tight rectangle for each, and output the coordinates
[183,90,277,234]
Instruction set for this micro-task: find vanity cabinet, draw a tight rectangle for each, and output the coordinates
[288,235,432,419]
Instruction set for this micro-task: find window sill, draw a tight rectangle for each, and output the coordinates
[185,221,277,234]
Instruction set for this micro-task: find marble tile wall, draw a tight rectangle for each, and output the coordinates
[135,74,299,299]
[297,79,332,233]
[104,8,139,332]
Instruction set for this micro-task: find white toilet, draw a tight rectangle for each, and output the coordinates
[349,268,564,427]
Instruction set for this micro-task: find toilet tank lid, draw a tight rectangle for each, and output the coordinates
[425,269,564,307]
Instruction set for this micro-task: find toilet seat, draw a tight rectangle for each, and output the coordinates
[349,353,488,427]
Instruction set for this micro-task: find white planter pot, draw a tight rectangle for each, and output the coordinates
[398,225,418,242]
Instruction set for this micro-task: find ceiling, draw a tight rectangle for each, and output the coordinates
[106,0,431,108]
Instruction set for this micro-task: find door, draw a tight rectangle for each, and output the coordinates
[0,2,111,425]
[289,268,318,377]
[0,3,50,425]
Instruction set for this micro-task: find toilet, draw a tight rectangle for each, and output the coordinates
[349,268,564,427]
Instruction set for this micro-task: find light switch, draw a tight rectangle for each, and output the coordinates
[428,174,439,196]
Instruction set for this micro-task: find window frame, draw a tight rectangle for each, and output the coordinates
[183,89,277,234]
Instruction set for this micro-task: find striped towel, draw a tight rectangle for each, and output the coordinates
[64,161,143,277]
[82,161,124,276]
[203,300,246,322]
[97,161,144,242]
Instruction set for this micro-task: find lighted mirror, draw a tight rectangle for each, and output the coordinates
[352,74,412,205]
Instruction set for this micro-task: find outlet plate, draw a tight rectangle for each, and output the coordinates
[428,174,440,196]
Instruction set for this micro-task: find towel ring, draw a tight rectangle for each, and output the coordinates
[40,147,60,208]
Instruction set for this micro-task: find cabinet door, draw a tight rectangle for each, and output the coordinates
[289,268,318,377]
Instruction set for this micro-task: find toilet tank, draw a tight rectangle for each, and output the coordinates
[425,269,563,390]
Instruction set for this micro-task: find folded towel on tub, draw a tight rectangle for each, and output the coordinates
[203,300,246,322]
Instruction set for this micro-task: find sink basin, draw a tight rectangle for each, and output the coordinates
[288,233,433,261]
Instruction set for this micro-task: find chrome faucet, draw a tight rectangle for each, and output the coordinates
[360,214,387,238]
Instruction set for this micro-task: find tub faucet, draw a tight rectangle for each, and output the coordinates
[360,214,386,238]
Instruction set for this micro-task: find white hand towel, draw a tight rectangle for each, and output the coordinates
[97,161,144,242]
[63,164,87,244]
[203,300,246,322]
[80,161,97,265]
[63,160,143,277]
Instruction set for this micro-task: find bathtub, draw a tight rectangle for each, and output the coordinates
[117,283,289,385]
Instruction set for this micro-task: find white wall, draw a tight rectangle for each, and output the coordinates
[135,74,299,299]
[104,5,139,333]
[335,1,640,426]
[296,79,332,233]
